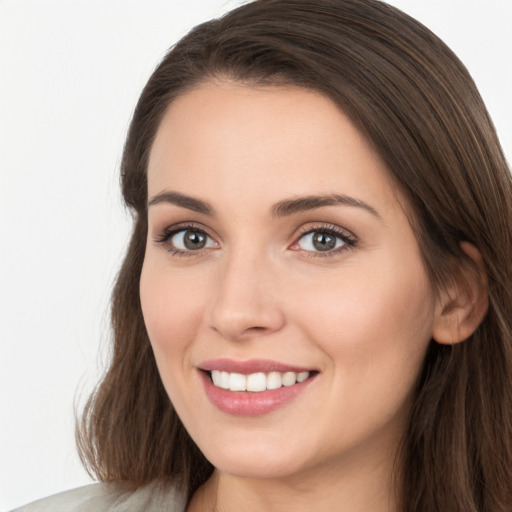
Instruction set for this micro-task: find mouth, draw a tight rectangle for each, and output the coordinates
[206,369,313,392]
[198,359,318,416]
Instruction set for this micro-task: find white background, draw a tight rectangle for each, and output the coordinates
[1,1,511,510]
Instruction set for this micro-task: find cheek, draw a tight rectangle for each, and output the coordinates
[293,257,436,392]
[139,259,214,424]
[139,258,207,364]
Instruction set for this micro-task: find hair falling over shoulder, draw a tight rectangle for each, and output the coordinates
[76,1,512,510]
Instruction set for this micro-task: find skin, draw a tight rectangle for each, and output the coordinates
[140,81,450,512]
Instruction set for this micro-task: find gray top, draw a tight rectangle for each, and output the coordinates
[10,481,188,512]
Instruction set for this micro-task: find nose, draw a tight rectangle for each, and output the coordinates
[205,249,286,342]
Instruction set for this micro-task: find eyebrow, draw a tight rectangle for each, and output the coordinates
[147,190,380,219]
[271,194,380,219]
[147,191,215,216]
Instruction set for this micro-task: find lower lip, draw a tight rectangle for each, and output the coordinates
[199,371,316,416]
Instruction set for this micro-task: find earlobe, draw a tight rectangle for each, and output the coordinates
[432,242,488,345]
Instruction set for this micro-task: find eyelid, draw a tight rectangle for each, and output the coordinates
[153,221,208,242]
[153,222,219,256]
[290,223,357,257]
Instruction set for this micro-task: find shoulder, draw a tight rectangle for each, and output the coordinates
[10,481,188,512]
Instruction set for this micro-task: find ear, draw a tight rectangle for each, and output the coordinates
[432,242,489,345]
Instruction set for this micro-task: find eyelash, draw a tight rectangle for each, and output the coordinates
[153,222,216,258]
[153,222,357,258]
[293,224,357,258]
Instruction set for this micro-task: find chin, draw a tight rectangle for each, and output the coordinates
[209,453,308,480]
[193,429,319,480]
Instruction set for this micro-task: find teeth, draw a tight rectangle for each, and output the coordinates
[282,371,296,386]
[247,372,267,392]
[219,371,230,389]
[228,372,246,391]
[210,370,310,392]
[297,371,309,383]
[267,371,282,390]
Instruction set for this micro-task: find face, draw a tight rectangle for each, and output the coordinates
[140,82,440,481]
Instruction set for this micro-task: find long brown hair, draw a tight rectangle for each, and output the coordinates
[77,1,512,509]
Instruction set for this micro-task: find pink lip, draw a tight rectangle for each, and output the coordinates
[198,359,317,417]
[199,358,312,374]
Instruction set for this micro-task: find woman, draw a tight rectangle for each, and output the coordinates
[13,0,512,510]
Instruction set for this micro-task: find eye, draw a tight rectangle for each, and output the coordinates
[171,229,216,251]
[155,225,218,255]
[298,231,344,251]
[291,225,356,255]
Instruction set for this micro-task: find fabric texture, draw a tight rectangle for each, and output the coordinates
[10,481,188,512]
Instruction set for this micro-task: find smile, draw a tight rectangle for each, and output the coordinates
[199,360,318,416]
[210,370,310,392]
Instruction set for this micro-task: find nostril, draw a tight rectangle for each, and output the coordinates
[248,326,267,332]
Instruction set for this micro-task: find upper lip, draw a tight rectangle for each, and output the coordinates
[198,358,314,374]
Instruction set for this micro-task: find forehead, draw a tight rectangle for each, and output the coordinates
[147,81,398,214]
